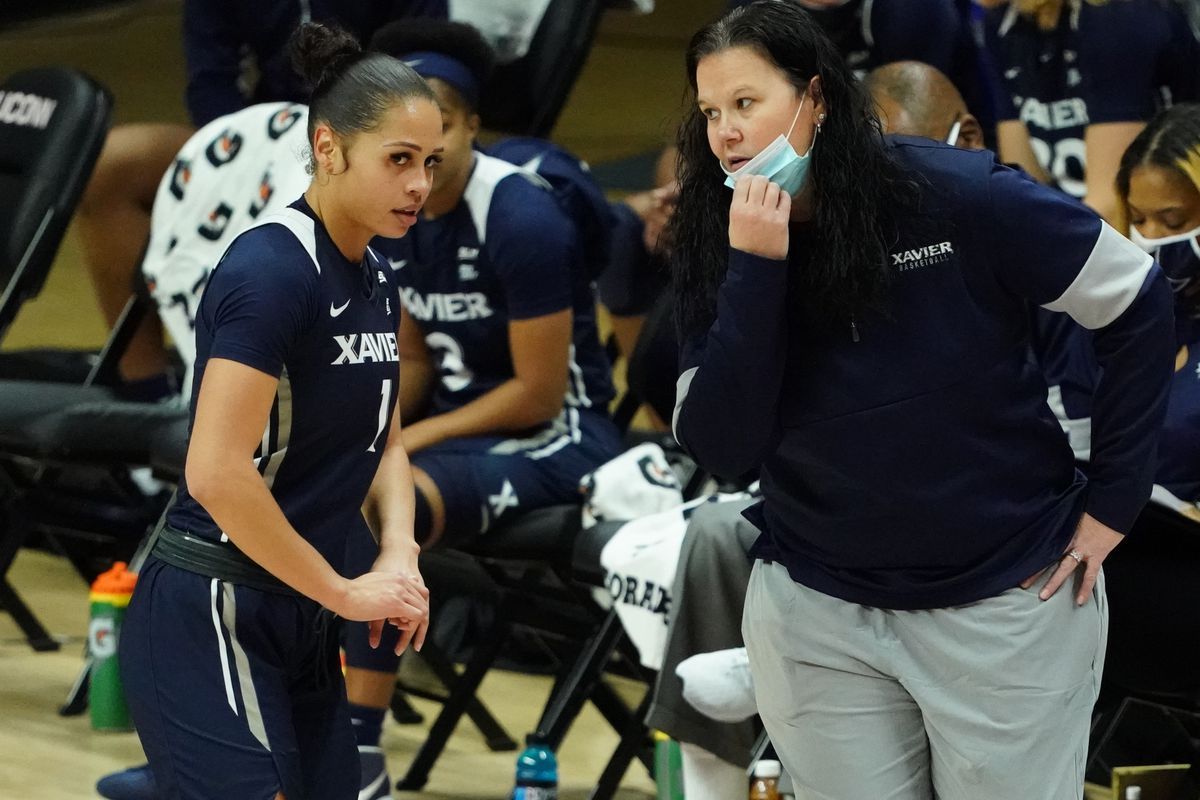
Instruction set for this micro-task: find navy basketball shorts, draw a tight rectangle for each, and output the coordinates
[412,407,622,547]
[120,558,357,800]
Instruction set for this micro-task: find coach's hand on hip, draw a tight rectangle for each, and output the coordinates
[730,174,791,260]
[1022,512,1124,606]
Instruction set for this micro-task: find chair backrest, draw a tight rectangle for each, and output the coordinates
[479,0,606,137]
[0,67,112,341]
[1102,502,1200,704]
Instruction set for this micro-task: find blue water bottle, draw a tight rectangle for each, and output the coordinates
[512,733,558,800]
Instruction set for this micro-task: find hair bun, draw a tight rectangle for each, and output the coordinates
[290,22,364,89]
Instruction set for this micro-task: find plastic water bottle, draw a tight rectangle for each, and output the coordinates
[512,733,557,800]
[89,561,137,731]
[749,759,781,800]
[653,731,684,800]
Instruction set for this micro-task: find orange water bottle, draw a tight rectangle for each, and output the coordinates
[89,562,137,731]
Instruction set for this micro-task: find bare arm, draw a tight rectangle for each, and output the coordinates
[185,357,427,624]
[403,309,573,452]
[996,121,1052,185]
[362,392,428,652]
[397,306,435,421]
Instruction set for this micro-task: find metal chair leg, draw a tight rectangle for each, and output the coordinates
[396,604,513,791]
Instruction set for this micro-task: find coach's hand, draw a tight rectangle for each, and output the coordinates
[729,174,790,261]
[1021,512,1123,606]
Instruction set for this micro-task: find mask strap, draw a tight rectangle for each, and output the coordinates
[785,92,807,139]
[945,116,962,146]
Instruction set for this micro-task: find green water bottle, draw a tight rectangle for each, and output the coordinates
[653,731,685,800]
[89,561,137,731]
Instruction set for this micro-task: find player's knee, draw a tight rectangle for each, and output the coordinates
[410,467,446,546]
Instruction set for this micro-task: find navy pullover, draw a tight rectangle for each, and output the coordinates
[673,138,1174,610]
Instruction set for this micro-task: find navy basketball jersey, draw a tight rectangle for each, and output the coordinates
[168,197,402,568]
[728,0,967,79]
[985,0,1199,198]
[379,151,614,421]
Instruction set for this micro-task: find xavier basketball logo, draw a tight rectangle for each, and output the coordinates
[267,105,303,140]
[204,129,244,167]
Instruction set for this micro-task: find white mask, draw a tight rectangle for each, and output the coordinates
[1129,225,1200,260]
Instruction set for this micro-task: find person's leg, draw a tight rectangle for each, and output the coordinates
[742,560,934,800]
[343,419,619,716]
[900,570,1108,800]
[119,560,305,798]
[76,123,192,383]
[292,612,360,800]
[646,498,759,768]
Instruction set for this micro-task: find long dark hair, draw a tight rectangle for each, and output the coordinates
[290,22,436,171]
[671,0,916,337]
[1117,103,1200,208]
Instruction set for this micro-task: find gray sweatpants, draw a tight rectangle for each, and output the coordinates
[743,559,1108,800]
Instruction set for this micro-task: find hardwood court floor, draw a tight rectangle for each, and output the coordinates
[0,0,725,796]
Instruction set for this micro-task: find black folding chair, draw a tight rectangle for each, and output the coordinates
[0,66,111,344]
[393,293,701,797]
[1096,501,1200,716]
[0,66,111,649]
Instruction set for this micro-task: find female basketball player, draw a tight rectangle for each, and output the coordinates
[339,20,622,796]
[671,2,1173,797]
[118,23,439,800]
[978,0,1200,222]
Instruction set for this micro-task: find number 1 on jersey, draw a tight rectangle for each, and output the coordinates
[368,379,393,453]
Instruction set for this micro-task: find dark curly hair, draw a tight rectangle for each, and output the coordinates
[370,18,496,113]
[670,0,917,338]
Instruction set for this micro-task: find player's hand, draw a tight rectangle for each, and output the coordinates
[729,174,790,260]
[1020,512,1123,605]
[642,182,679,255]
[367,549,429,654]
[334,571,429,627]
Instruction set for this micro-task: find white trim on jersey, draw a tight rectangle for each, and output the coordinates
[566,344,593,409]
[1041,222,1154,330]
[999,3,1020,36]
[672,367,699,442]
[221,583,271,752]
[461,151,551,244]
[257,370,293,490]
[249,208,322,274]
[210,579,238,715]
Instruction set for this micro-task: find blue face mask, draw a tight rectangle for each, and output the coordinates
[721,94,813,195]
